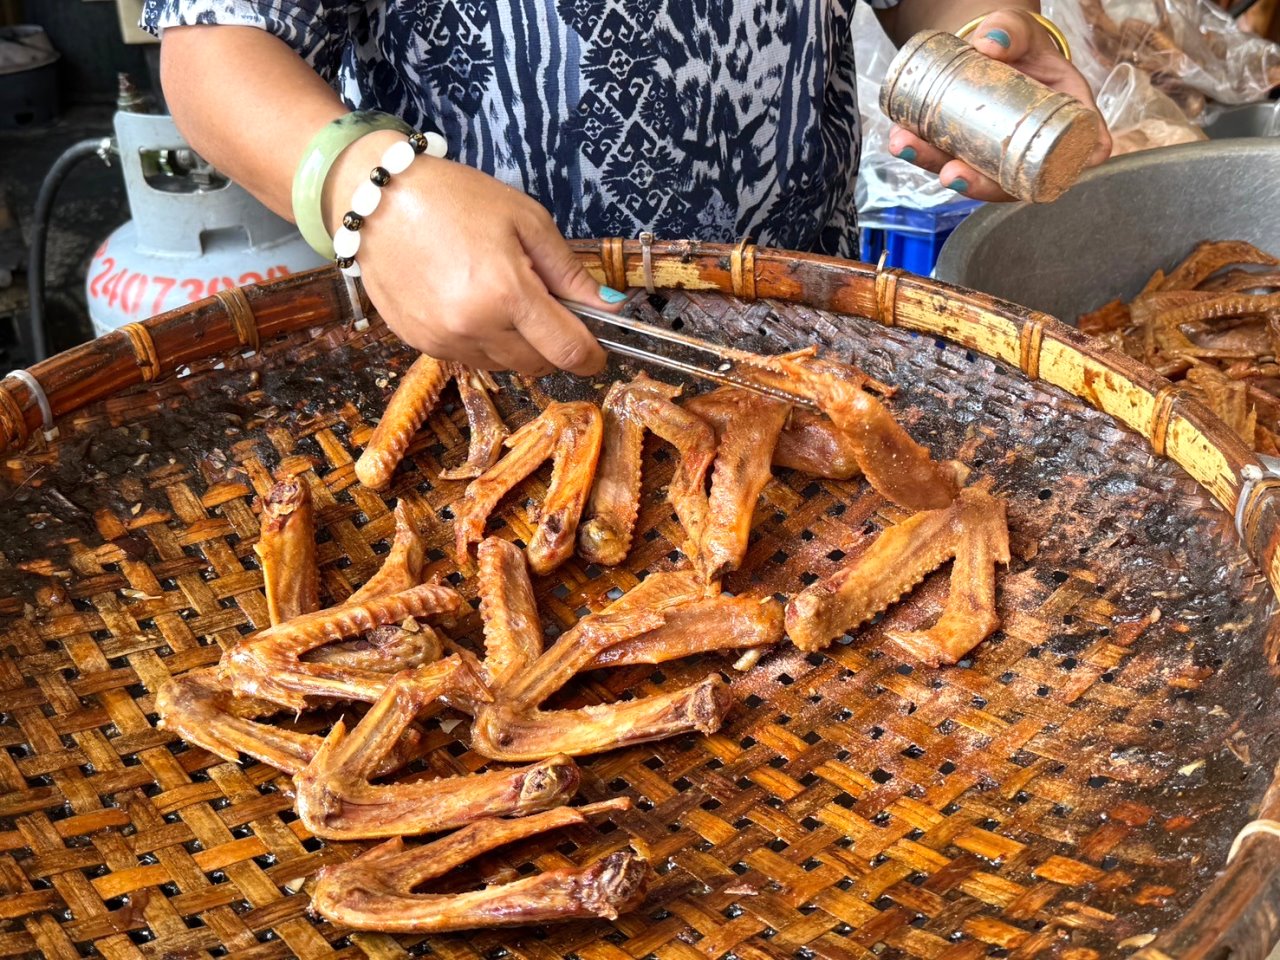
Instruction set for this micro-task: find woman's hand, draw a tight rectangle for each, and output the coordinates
[324,130,614,376]
[888,9,1112,202]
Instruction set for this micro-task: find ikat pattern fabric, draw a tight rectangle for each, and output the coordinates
[144,0,899,256]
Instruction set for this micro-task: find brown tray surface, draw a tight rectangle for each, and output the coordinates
[0,291,1277,960]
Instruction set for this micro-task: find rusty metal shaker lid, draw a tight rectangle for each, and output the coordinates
[880,30,1101,203]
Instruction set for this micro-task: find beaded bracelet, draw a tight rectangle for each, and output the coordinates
[332,130,448,277]
[292,111,414,260]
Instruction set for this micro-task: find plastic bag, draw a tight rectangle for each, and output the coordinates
[1043,0,1280,117]
[853,3,957,215]
[1096,63,1208,155]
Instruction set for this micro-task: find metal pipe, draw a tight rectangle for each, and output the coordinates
[25,137,114,362]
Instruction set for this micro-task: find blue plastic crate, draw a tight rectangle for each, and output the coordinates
[859,199,983,276]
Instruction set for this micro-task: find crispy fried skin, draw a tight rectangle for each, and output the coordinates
[357,355,450,490]
[579,374,716,566]
[255,478,319,626]
[454,401,603,574]
[349,500,428,603]
[469,548,734,761]
[310,799,649,933]
[294,659,579,839]
[155,668,422,776]
[785,487,1010,664]
[222,582,464,710]
[772,409,862,479]
[439,364,510,480]
[684,388,792,580]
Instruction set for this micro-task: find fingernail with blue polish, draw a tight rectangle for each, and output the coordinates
[982,29,1012,48]
[897,146,918,162]
[599,285,627,304]
[948,178,970,194]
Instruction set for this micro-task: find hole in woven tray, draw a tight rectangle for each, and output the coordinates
[777,672,794,686]
[701,797,722,811]
[770,548,789,565]
[643,756,663,770]
[741,734,757,749]
[1086,775,1111,789]
[744,694,764,709]
[801,857,822,872]
[733,817,752,829]
[836,877,854,891]
[800,773,820,788]
[1037,489,1052,501]
[833,792,855,809]
[871,811,891,826]
[706,757,724,771]
[769,757,787,769]
[902,744,925,759]
[1151,718,1165,730]
[127,929,155,945]
[723,903,745,920]
[800,528,814,541]
[802,731,821,746]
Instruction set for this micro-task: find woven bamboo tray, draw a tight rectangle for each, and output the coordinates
[2,240,1280,960]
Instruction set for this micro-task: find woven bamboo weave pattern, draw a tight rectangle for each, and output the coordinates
[0,289,1277,960]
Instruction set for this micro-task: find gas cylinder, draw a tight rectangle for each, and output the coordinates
[86,81,324,336]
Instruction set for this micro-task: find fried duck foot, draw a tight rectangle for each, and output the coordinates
[295,658,579,839]
[255,477,319,626]
[310,799,649,933]
[684,388,792,580]
[785,487,1010,664]
[1160,240,1279,292]
[222,582,464,710]
[438,364,509,480]
[155,668,422,776]
[470,553,733,761]
[578,373,716,566]
[357,355,451,491]
[732,353,962,511]
[454,401,603,574]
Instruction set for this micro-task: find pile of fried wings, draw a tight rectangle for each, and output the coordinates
[1080,240,1280,454]
[157,341,1011,934]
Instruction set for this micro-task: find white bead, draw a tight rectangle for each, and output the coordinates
[341,260,362,278]
[382,138,416,174]
[352,180,382,216]
[333,226,361,259]
[424,131,448,158]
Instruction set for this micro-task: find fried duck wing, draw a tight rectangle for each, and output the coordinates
[294,658,579,839]
[469,548,734,762]
[1160,240,1279,292]
[476,536,544,690]
[255,477,319,626]
[349,500,428,602]
[684,388,792,580]
[785,487,1010,664]
[222,582,465,710]
[772,409,862,479]
[155,668,422,776]
[357,354,451,491]
[578,373,716,566]
[729,352,960,511]
[439,364,510,480]
[310,799,648,933]
[584,592,784,669]
[454,401,604,574]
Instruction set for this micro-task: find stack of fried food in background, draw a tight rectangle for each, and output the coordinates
[157,342,1012,933]
[1080,240,1280,454]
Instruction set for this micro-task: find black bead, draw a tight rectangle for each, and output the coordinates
[408,132,429,154]
[342,211,363,231]
[370,166,391,186]
[335,255,356,269]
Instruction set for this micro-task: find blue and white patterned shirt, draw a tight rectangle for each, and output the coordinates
[143,1,898,257]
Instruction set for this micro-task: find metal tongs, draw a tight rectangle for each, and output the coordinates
[560,299,817,410]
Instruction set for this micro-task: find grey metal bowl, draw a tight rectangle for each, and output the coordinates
[934,139,1280,322]
[1205,102,1280,139]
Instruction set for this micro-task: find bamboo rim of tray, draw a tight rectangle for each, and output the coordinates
[1,238,1278,958]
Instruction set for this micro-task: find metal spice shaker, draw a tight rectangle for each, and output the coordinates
[880,30,1102,203]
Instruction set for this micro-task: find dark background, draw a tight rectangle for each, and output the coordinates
[1,0,155,368]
